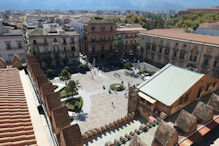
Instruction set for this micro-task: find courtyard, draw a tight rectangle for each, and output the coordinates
[51,68,143,134]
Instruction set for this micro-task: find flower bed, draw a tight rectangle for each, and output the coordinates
[110,83,125,91]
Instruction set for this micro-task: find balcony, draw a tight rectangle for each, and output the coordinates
[62,42,67,45]
[188,60,196,65]
[202,64,209,69]
[213,67,219,72]
[70,41,75,45]
[179,58,184,62]
[38,42,48,46]
[164,54,169,58]
[172,56,177,60]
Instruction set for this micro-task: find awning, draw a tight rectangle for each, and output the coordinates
[138,92,156,104]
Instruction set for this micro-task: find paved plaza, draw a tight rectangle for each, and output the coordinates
[51,69,143,134]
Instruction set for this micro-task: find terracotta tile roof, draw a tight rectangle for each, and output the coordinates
[141,28,219,45]
[179,116,219,146]
[0,68,37,145]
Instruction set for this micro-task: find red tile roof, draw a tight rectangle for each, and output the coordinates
[141,28,219,45]
[179,116,219,146]
[0,68,37,146]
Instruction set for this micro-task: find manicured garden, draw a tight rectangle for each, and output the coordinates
[110,83,125,91]
[59,87,78,99]
[62,97,83,113]
[137,69,156,76]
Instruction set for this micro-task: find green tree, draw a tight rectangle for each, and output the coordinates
[46,69,54,79]
[59,69,71,86]
[78,64,88,73]
[64,66,70,72]
[123,62,132,70]
[113,35,124,50]
[67,80,79,94]
[192,23,200,31]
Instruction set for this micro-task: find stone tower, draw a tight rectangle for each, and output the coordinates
[128,85,139,114]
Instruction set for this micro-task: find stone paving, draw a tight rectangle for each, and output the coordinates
[51,69,143,134]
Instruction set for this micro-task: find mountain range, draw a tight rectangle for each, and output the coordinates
[0,0,218,11]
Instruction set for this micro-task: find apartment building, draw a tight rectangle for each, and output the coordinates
[0,20,25,64]
[178,6,219,15]
[116,25,145,60]
[28,24,80,67]
[72,17,117,63]
[139,28,219,78]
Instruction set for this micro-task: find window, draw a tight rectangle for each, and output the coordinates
[213,60,219,68]
[6,43,11,49]
[179,97,183,105]
[203,58,209,67]
[172,51,177,59]
[159,48,162,54]
[151,45,156,52]
[197,87,202,98]
[175,42,179,46]
[184,93,189,103]
[140,98,145,103]
[164,48,169,56]
[44,38,47,43]
[54,38,57,42]
[63,38,67,44]
[205,83,210,91]
[110,25,113,31]
[101,46,104,52]
[18,42,22,48]
[71,37,74,43]
[100,36,105,41]
[190,55,197,62]
[33,40,37,44]
[92,46,95,53]
[64,47,66,52]
[91,26,95,32]
[109,36,114,41]
[71,47,75,51]
[110,45,113,51]
[179,52,184,60]
[91,36,96,42]
[101,26,105,32]
[146,43,150,51]
[146,101,151,107]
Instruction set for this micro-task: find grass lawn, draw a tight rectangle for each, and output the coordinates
[62,97,83,113]
[59,87,78,98]
[53,85,58,90]
[110,83,125,91]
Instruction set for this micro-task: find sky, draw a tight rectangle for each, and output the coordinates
[0,0,219,11]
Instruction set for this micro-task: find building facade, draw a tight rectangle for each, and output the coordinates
[72,17,117,63]
[28,28,80,67]
[0,20,25,64]
[116,26,145,61]
[178,6,219,15]
[139,29,219,78]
